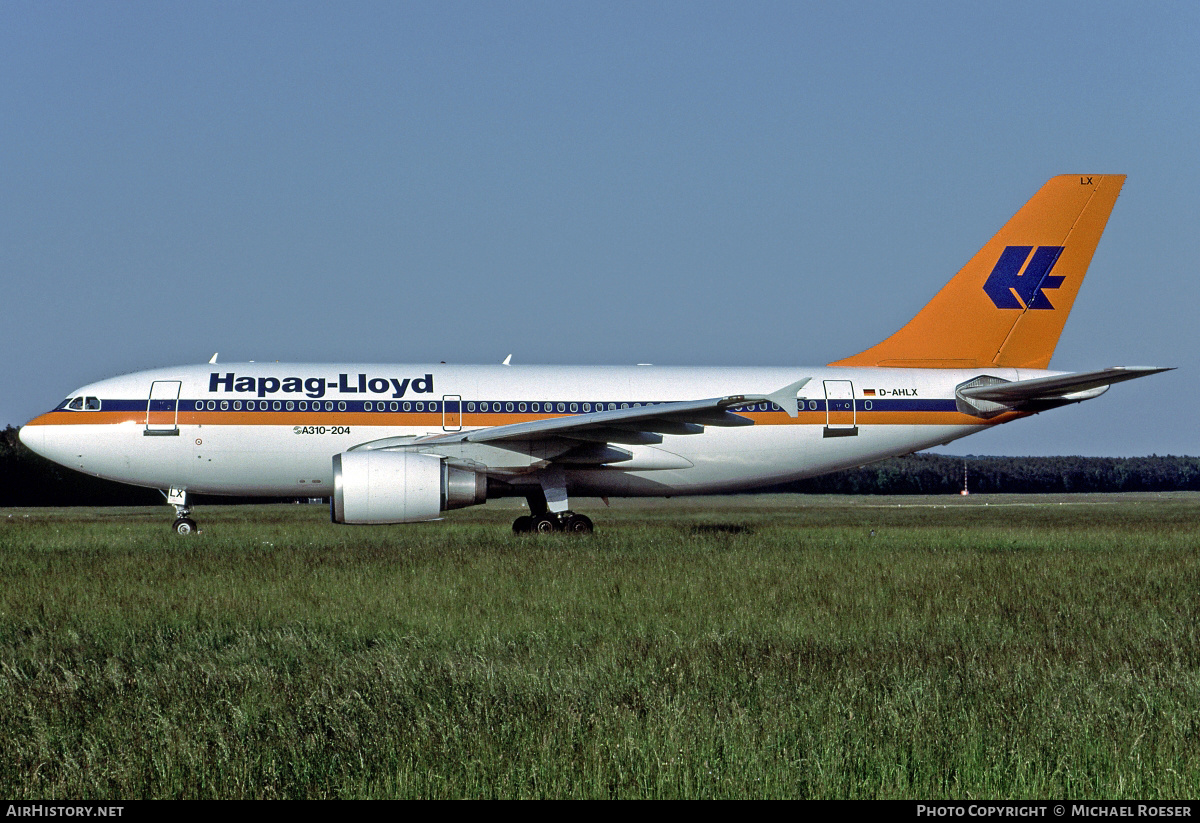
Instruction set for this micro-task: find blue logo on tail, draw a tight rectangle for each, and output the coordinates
[983,246,1065,310]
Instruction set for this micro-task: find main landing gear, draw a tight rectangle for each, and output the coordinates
[512,510,594,534]
[512,469,595,534]
[166,488,199,535]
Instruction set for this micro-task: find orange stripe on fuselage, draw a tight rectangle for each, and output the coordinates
[22,411,143,427]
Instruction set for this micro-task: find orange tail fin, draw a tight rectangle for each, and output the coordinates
[830,174,1125,370]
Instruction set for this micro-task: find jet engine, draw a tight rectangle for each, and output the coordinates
[331,450,487,524]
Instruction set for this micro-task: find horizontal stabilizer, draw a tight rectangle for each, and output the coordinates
[956,367,1171,417]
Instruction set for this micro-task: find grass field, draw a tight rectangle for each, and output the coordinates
[1,493,1198,799]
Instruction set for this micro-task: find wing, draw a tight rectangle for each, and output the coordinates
[348,378,810,470]
[424,378,811,446]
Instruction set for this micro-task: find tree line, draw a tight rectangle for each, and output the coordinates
[770,452,1200,495]
[3,424,1199,506]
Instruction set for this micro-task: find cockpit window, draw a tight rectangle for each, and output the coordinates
[64,396,101,411]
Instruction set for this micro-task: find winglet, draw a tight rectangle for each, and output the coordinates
[741,378,811,418]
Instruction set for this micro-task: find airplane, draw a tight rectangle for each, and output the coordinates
[19,174,1170,535]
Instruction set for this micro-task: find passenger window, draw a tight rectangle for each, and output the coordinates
[220,400,229,411]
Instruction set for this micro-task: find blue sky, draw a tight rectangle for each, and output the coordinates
[3,1,1196,456]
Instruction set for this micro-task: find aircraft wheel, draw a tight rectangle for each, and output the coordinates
[512,515,533,534]
[564,514,594,534]
[532,513,560,533]
[173,517,198,535]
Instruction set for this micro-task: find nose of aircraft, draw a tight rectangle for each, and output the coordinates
[17,423,44,456]
[18,417,84,470]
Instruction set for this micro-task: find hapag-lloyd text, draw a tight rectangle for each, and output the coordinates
[209,373,434,399]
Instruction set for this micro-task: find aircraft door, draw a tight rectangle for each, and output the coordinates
[442,395,462,431]
[823,380,858,437]
[146,381,182,436]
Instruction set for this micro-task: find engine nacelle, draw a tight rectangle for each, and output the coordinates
[331,450,487,524]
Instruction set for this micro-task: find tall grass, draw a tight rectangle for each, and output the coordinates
[1,494,1198,798]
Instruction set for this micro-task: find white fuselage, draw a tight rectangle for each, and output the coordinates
[20,362,1038,498]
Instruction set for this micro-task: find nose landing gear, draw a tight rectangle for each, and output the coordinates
[165,488,199,535]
